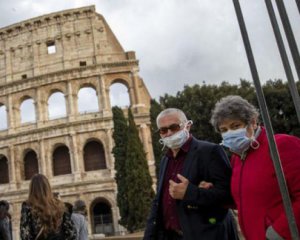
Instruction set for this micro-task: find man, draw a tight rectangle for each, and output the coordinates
[71,200,88,240]
[144,108,237,240]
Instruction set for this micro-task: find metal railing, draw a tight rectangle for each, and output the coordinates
[93,214,114,236]
[232,0,300,239]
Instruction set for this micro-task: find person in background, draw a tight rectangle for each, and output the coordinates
[53,192,74,215]
[20,174,77,240]
[64,202,74,215]
[0,200,12,240]
[210,95,300,240]
[71,200,88,240]
[144,108,238,240]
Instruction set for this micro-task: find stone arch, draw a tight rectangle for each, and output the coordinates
[47,90,67,120]
[0,154,9,184]
[23,149,39,180]
[110,78,130,90]
[46,87,67,100]
[90,197,114,236]
[77,84,99,114]
[52,144,72,176]
[109,79,130,108]
[104,72,151,113]
[0,103,8,130]
[83,139,106,171]
[20,96,36,124]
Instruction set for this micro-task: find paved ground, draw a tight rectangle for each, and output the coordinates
[91,231,143,240]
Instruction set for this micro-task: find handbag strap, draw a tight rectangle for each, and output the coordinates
[35,226,44,240]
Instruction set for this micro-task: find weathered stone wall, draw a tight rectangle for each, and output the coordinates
[0,5,155,239]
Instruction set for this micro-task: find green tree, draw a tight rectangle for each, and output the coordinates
[125,108,155,232]
[157,81,238,143]
[153,80,258,143]
[150,79,300,145]
[260,79,300,137]
[150,99,164,177]
[112,106,129,227]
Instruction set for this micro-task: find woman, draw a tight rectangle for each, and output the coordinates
[210,95,300,240]
[20,174,77,240]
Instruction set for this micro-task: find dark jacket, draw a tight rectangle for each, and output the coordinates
[0,202,11,240]
[0,217,11,240]
[144,137,238,240]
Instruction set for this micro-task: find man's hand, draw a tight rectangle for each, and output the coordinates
[198,181,214,189]
[169,174,189,200]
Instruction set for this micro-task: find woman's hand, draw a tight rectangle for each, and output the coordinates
[198,181,214,189]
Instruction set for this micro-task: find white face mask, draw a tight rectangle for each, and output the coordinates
[159,121,192,149]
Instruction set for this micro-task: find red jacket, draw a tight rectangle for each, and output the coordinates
[231,127,300,240]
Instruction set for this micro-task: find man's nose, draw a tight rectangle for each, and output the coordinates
[165,129,174,136]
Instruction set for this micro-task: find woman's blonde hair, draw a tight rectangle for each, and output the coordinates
[27,174,65,235]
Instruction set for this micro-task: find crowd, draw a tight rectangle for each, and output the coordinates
[1,95,300,240]
[1,174,88,240]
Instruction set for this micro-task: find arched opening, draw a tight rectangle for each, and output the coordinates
[83,140,106,171]
[109,83,130,108]
[20,98,36,124]
[92,199,114,236]
[48,92,67,120]
[0,104,8,130]
[52,145,72,176]
[0,155,9,184]
[78,87,99,114]
[24,150,39,180]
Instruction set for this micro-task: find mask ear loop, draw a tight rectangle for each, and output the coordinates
[182,120,193,140]
[250,125,261,149]
[186,120,193,126]
[250,138,260,149]
[183,120,193,133]
[159,138,166,151]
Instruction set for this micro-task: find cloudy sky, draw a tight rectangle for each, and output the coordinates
[0,0,299,100]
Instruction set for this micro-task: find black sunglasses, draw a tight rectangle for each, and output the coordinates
[157,123,183,134]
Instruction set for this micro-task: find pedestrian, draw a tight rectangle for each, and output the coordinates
[144,108,238,240]
[0,200,11,240]
[71,200,88,240]
[210,95,300,240]
[20,174,77,239]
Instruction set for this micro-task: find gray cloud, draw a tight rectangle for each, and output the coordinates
[0,0,299,100]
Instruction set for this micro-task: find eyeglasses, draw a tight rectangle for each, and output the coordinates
[158,123,183,134]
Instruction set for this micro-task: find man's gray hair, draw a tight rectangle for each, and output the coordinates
[73,199,86,212]
[210,95,259,132]
[156,108,188,127]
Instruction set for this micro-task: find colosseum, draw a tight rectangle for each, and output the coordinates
[0,5,155,239]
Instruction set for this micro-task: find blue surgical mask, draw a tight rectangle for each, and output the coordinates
[221,128,252,155]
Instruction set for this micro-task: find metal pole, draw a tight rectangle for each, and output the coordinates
[232,0,300,239]
[265,0,300,124]
[275,0,300,81]
[296,0,300,15]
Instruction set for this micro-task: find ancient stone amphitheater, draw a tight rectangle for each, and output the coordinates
[0,5,154,239]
